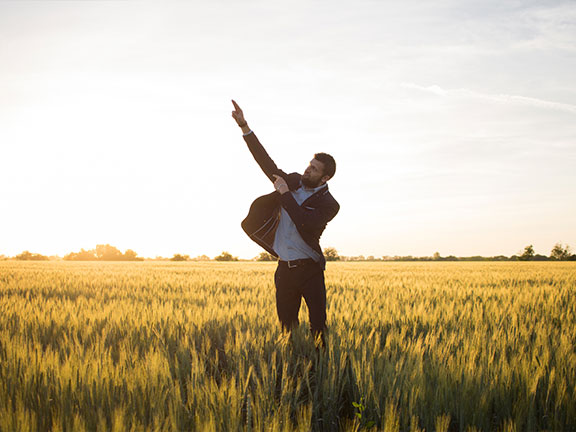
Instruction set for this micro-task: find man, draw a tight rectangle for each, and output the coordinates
[231,100,339,345]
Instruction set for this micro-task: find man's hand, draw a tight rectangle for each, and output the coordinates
[231,100,247,125]
[273,175,289,194]
[231,100,251,134]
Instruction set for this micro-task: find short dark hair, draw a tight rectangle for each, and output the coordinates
[314,153,336,179]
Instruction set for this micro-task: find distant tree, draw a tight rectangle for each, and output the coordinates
[345,255,365,261]
[519,245,535,261]
[532,254,549,261]
[256,252,276,261]
[324,247,340,261]
[122,249,143,261]
[95,244,123,261]
[123,249,137,261]
[493,255,510,261]
[64,245,142,261]
[433,252,441,261]
[171,254,190,262]
[470,256,487,261]
[550,243,572,261]
[64,248,97,261]
[192,255,211,261]
[215,251,238,262]
[149,256,169,261]
[15,251,49,261]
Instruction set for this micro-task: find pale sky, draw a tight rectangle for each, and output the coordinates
[1,0,575,259]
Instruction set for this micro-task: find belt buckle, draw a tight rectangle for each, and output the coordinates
[287,260,298,269]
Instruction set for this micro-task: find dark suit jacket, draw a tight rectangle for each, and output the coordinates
[241,131,339,269]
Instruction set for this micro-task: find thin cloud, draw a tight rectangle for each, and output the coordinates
[513,3,576,52]
[401,82,576,114]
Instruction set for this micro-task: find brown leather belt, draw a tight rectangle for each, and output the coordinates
[279,258,317,269]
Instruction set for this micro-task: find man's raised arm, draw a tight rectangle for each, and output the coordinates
[231,99,287,182]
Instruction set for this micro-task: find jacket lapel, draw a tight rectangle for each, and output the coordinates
[300,184,329,208]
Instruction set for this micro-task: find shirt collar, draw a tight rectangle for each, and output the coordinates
[299,181,327,193]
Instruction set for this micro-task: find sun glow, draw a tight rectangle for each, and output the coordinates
[1,1,575,259]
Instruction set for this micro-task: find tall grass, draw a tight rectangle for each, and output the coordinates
[0,261,575,431]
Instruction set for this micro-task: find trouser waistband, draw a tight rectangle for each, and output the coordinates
[278,258,317,269]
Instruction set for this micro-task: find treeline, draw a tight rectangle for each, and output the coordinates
[166,252,237,262]
[12,251,51,261]
[3,243,575,262]
[0,245,145,261]
[63,244,143,261]
[337,243,576,262]
[165,244,576,262]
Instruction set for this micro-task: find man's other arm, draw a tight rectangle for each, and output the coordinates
[273,179,340,232]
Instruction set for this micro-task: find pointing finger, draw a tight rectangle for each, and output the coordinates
[231,100,242,112]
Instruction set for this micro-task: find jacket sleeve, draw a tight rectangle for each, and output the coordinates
[278,192,340,233]
[243,131,288,183]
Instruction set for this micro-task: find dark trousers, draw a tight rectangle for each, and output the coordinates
[274,261,327,343]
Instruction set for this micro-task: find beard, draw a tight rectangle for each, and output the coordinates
[301,175,322,188]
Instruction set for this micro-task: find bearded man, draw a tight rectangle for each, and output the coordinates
[231,100,339,345]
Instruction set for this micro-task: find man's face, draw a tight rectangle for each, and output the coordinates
[302,159,328,188]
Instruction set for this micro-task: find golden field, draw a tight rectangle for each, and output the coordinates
[0,261,575,431]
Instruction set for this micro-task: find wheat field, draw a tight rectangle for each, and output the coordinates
[0,261,574,431]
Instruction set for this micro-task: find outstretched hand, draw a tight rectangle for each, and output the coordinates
[231,100,246,126]
[272,175,289,194]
